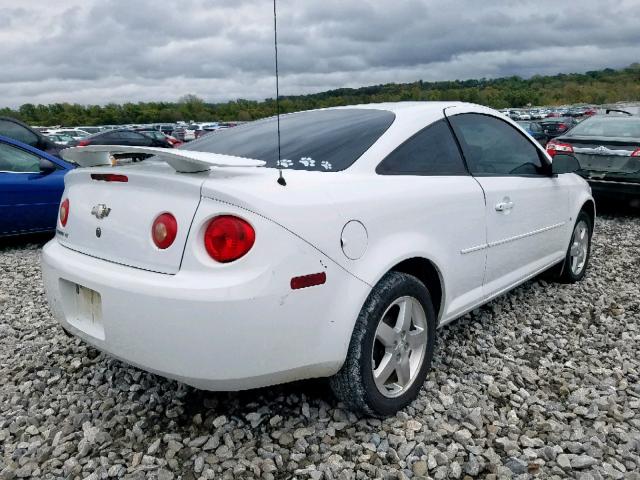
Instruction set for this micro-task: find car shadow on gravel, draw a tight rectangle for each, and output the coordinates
[594,195,640,218]
[179,378,338,422]
[0,232,53,251]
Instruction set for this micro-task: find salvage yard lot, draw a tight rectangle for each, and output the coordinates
[1,213,639,479]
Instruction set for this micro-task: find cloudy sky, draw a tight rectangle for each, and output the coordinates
[1,0,639,107]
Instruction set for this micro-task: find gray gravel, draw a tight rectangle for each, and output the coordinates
[1,214,639,480]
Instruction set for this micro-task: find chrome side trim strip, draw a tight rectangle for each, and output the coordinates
[460,244,488,255]
[461,221,566,254]
[588,178,640,185]
[574,146,634,157]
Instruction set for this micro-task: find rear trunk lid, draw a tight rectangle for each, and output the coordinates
[58,162,206,274]
[560,136,640,175]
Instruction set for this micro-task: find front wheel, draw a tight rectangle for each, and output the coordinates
[330,272,436,417]
[557,211,592,283]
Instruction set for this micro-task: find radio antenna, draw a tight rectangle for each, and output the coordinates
[273,0,286,186]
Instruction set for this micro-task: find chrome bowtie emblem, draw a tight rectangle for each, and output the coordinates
[595,146,609,153]
[91,204,111,219]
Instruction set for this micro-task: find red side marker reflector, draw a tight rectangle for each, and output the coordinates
[91,173,128,182]
[291,272,327,290]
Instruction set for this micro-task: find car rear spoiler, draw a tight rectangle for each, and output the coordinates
[605,109,632,116]
[60,145,266,173]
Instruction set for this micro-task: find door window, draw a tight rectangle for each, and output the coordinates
[449,113,546,176]
[376,119,467,175]
[0,143,41,172]
[119,131,153,145]
[530,123,542,133]
[0,119,39,147]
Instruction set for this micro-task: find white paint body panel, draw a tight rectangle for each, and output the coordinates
[42,102,593,390]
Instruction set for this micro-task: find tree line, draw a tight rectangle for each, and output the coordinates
[2,64,639,127]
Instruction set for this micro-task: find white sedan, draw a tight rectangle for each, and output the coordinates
[42,102,594,416]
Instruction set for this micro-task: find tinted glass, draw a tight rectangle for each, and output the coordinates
[449,113,545,176]
[91,131,119,141]
[566,117,640,138]
[542,117,573,124]
[140,131,164,140]
[0,143,41,172]
[119,131,145,139]
[0,120,39,146]
[183,109,395,171]
[377,119,466,175]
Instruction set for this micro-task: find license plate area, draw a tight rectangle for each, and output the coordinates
[60,279,105,340]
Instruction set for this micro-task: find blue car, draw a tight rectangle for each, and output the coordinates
[516,121,549,146]
[0,135,75,237]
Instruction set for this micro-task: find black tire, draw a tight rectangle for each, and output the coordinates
[330,271,436,417]
[555,210,592,283]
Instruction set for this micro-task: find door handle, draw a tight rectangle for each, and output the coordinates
[495,200,514,212]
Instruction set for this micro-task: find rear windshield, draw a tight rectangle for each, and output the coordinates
[182,108,395,171]
[566,117,640,138]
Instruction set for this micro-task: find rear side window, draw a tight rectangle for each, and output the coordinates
[183,109,395,171]
[449,113,546,176]
[0,143,41,172]
[376,119,466,175]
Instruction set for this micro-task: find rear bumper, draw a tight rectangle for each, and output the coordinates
[587,178,640,197]
[42,239,370,391]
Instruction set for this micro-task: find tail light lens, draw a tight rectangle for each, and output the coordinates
[547,141,574,157]
[557,123,567,130]
[77,139,90,147]
[204,215,255,263]
[59,198,70,227]
[152,213,178,249]
[631,148,640,157]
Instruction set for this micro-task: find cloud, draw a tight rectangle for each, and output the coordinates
[0,0,639,107]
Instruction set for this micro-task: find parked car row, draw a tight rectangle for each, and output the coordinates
[501,106,597,121]
[34,121,236,147]
[1,104,637,241]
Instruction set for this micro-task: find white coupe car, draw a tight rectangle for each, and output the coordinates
[42,102,594,416]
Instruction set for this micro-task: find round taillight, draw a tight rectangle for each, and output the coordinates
[204,215,255,263]
[152,213,178,249]
[59,198,70,227]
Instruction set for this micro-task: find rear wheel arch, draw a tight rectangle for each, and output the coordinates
[386,257,444,324]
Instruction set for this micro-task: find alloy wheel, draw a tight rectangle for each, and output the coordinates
[569,219,589,276]
[371,296,428,398]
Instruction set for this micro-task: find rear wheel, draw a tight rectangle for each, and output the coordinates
[330,272,436,417]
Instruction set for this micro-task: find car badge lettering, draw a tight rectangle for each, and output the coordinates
[91,204,111,220]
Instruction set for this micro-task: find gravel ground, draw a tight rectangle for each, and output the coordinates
[1,213,639,480]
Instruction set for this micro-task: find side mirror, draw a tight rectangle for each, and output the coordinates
[39,158,57,174]
[551,154,580,175]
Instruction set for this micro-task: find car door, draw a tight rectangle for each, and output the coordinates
[375,118,487,320]
[445,108,569,298]
[0,142,66,235]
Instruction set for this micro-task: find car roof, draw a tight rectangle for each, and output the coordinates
[334,101,466,116]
